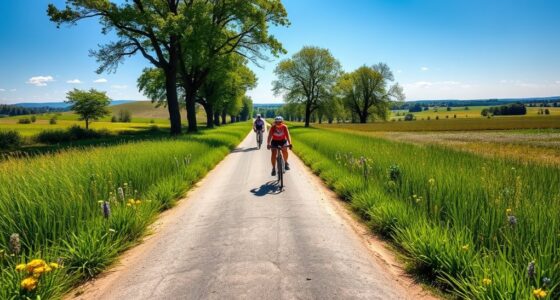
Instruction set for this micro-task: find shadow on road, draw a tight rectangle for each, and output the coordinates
[250,181,283,196]
[231,146,259,153]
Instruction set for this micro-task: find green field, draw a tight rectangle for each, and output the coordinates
[0,101,208,137]
[0,122,250,299]
[290,125,560,299]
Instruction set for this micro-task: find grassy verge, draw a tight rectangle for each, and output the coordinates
[0,122,249,299]
[290,125,559,299]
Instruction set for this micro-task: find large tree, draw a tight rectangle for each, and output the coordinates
[337,64,404,123]
[48,0,184,134]
[66,88,111,129]
[177,0,289,132]
[273,46,341,127]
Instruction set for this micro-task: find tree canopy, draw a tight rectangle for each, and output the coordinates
[273,46,341,127]
[65,89,111,129]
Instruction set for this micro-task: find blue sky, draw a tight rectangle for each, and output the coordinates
[1,0,559,104]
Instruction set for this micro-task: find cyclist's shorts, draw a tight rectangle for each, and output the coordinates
[271,139,287,148]
[255,124,264,130]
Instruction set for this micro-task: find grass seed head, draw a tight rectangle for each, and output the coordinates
[9,233,21,255]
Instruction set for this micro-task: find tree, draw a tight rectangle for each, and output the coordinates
[239,96,254,121]
[66,89,110,129]
[177,0,289,132]
[337,64,404,123]
[48,0,184,134]
[273,46,341,127]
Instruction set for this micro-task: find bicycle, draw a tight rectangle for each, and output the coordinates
[270,144,291,189]
[255,129,264,149]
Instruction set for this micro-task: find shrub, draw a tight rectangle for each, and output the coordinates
[30,115,37,122]
[118,110,132,122]
[49,117,57,125]
[111,116,117,123]
[35,129,72,144]
[544,109,550,115]
[0,130,22,149]
[404,113,414,121]
[435,116,439,120]
[18,118,31,124]
[35,126,112,144]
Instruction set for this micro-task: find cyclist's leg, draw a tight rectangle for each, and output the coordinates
[270,148,277,176]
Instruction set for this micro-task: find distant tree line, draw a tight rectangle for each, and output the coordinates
[481,103,527,116]
[0,104,65,117]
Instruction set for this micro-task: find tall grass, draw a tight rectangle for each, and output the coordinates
[0,122,249,299]
[290,125,560,299]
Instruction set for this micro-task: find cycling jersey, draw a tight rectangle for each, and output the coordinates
[254,119,265,130]
[270,124,288,141]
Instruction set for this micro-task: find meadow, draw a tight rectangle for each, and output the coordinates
[390,106,560,120]
[290,125,560,299]
[0,122,250,299]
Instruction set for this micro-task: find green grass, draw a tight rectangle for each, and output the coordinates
[0,122,250,299]
[391,106,560,120]
[290,125,559,299]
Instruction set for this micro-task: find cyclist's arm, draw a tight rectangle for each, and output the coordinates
[267,126,274,145]
[285,126,292,146]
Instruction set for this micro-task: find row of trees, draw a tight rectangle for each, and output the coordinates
[272,46,404,126]
[0,105,65,117]
[481,103,527,116]
[48,0,289,134]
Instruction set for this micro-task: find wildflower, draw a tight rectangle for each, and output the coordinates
[26,259,46,273]
[20,277,38,291]
[102,201,111,219]
[123,182,128,186]
[527,261,535,278]
[9,233,21,255]
[506,208,512,215]
[542,277,551,287]
[508,215,517,226]
[135,200,141,205]
[462,244,469,251]
[49,262,60,269]
[482,278,492,286]
[533,288,547,298]
[428,178,435,186]
[15,264,26,271]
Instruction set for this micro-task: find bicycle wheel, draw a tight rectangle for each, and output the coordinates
[277,152,284,189]
[257,131,262,149]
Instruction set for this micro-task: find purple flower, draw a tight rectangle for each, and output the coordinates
[527,261,535,278]
[102,201,111,219]
[9,233,21,255]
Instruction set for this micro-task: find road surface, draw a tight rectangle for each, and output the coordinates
[72,131,423,300]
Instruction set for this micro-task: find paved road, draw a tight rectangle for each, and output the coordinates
[75,131,412,299]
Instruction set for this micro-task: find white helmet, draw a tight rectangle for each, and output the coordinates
[274,116,283,122]
[256,114,261,118]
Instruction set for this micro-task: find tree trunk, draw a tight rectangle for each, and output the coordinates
[203,103,214,129]
[164,69,182,135]
[230,115,236,123]
[213,111,220,126]
[85,118,89,129]
[221,111,227,124]
[304,100,311,127]
[184,87,198,133]
[359,111,367,123]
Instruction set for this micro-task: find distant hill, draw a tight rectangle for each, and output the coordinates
[15,100,135,110]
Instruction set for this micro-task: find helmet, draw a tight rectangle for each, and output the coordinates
[256,114,261,118]
[274,116,283,122]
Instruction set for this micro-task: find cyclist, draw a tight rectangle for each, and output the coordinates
[253,114,266,147]
[267,116,292,176]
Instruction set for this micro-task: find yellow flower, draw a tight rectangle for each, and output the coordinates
[21,277,38,291]
[428,178,435,186]
[482,278,492,286]
[26,259,46,272]
[15,264,27,271]
[462,244,469,251]
[135,200,141,205]
[49,262,60,269]
[533,288,547,298]
[506,208,512,215]
[126,203,132,207]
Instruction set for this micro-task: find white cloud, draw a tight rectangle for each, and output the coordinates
[10,89,16,92]
[27,75,54,86]
[66,79,82,84]
[420,67,429,71]
[556,81,560,85]
[0,89,5,92]
[111,84,128,89]
[94,78,108,83]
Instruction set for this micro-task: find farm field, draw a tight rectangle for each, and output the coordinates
[390,106,560,120]
[289,125,560,299]
[318,115,560,132]
[0,122,250,299]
